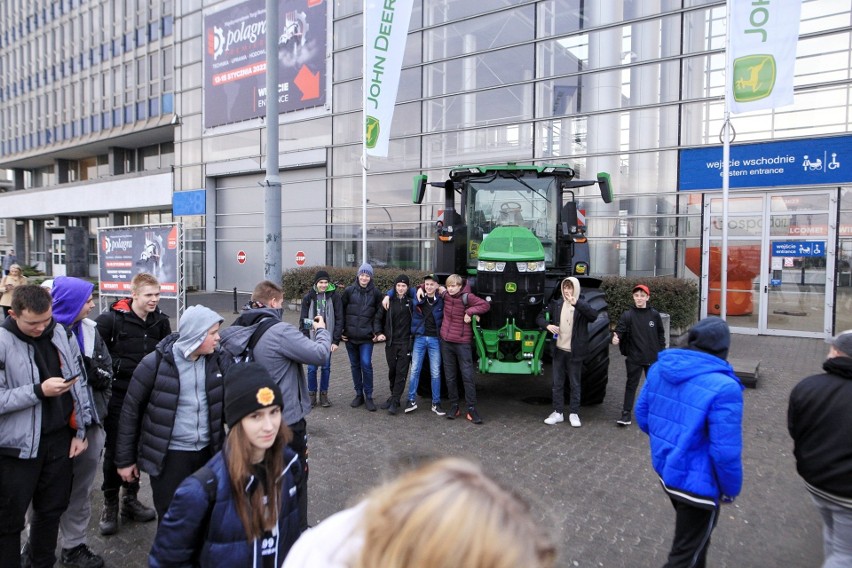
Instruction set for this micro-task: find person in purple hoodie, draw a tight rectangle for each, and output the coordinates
[43,277,113,567]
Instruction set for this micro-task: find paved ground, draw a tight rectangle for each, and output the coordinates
[68,291,825,567]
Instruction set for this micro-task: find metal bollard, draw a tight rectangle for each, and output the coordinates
[233,287,239,314]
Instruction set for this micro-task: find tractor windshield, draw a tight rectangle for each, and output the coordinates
[466,175,558,266]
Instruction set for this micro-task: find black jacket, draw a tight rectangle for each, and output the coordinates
[115,334,227,477]
[95,298,171,392]
[615,306,666,365]
[381,293,413,346]
[788,356,852,500]
[300,287,343,345]
[536,295,597,358]
[341,280,383,344]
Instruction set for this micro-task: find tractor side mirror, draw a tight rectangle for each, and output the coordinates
[413,175,428,204]
[597,172,613,204]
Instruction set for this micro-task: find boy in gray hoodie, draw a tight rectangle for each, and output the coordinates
[115,305,228,521]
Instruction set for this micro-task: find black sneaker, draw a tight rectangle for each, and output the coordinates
[446,404,460,420]
[379,397,392,410]
[61,544,104,568]
[350,394,364,408]
[431,403,446,416]
[404,400,418,413]
[388,400,399,415]
[364,398,377,412]
[466,406,483,424]
[616,411,632,426]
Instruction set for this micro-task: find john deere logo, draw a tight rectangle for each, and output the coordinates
[733,55,776,103]
[365,116,380,149]
[505,282,517,293]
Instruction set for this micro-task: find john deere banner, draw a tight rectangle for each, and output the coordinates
[363,0,414,157]
[203,0,327,129]
[727,0,801,114]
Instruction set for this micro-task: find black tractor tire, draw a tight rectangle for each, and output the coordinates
[578,287,611,405]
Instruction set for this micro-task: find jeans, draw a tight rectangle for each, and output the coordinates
[307,354,332,393]
[811,493,852,568]
[408,336,442,403]
[552,348,583,414]
[345,341,375,398]
[441,341,476,407]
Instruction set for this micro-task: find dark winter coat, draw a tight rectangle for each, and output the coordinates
[535,284,598,358]
[114,334,227,477]
[440,284,490,344]
[412,292,444,337]
[149,448,302,567]
[381,292,413,346]
[341,280,384,344]
[95,298,171,392]
[788,355,852,501]
[615,306,666,365]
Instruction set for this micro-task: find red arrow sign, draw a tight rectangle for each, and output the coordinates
[294,65,320,101]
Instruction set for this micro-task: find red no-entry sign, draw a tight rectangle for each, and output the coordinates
[237,250,247,264]
[295,251,306,266]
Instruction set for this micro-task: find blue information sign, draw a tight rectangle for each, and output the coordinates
[678,134,852,191]
[771,241,826,257]
[173,189,206,216]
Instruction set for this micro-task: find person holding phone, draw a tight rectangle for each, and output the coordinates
[0,284,92,567]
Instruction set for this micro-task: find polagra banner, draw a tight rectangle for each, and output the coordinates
[727,0,801,114]
[363,0,414,157]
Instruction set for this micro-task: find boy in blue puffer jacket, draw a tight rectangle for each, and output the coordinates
[635,316,743,568]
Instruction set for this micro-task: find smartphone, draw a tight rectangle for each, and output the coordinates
[64,372,82,383]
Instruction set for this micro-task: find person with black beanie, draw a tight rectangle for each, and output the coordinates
[377,274,413,415]
[300,270,343,408]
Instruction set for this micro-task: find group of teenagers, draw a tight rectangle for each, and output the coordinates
[0,262,846,567]
[0,269,557,568]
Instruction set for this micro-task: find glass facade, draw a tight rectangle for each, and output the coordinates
[2,0,852,332]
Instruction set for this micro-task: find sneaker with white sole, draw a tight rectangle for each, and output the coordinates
[431,403,446,416]
[568,413,581,428]
[544,411,564,425]
[616,411,632,426]
[404,400,417,413]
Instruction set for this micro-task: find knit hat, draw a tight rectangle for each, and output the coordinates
[687,317,730,361]
[358,263,374,277]
[395,274,410,287]
[632,284,650,297]
[314,270,331,285]
[224,362,284,428]
[826,329,852,357]
[424,273,438,283]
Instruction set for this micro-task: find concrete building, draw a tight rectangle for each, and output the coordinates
[1,0,851,338]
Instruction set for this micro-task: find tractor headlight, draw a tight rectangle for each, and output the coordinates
[516,261,545,272]
[477,261,506,272]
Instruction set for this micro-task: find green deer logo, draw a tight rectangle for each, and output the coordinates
[365,116,380,149]
[732,55,777,103]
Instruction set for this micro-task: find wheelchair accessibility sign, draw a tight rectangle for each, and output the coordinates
[772,241,825,257]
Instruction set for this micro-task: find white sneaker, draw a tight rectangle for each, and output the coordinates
[544,411,564,425]
[569,413,581,428]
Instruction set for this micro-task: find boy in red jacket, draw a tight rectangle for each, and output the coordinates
[439,274,490,424]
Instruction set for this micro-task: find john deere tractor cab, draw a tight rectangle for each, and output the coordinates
[413,164,614,403]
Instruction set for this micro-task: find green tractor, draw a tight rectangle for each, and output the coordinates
[413,164,613,404]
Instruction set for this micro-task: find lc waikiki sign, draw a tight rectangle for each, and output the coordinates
[727,0,801,114]
[364,0,414,158]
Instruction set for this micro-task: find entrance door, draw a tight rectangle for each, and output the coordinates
[51,233,66,277]
[703,191,836,337]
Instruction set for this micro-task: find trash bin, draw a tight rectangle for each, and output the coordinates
[660,312,671,348]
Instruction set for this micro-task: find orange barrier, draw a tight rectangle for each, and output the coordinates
[685,246,759,316]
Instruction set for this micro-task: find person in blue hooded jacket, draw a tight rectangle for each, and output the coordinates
[149,362,301,567]
[635,316,743,568]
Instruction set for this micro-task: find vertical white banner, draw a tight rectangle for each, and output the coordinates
[727,0,801,114]
[363,0,414,157]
